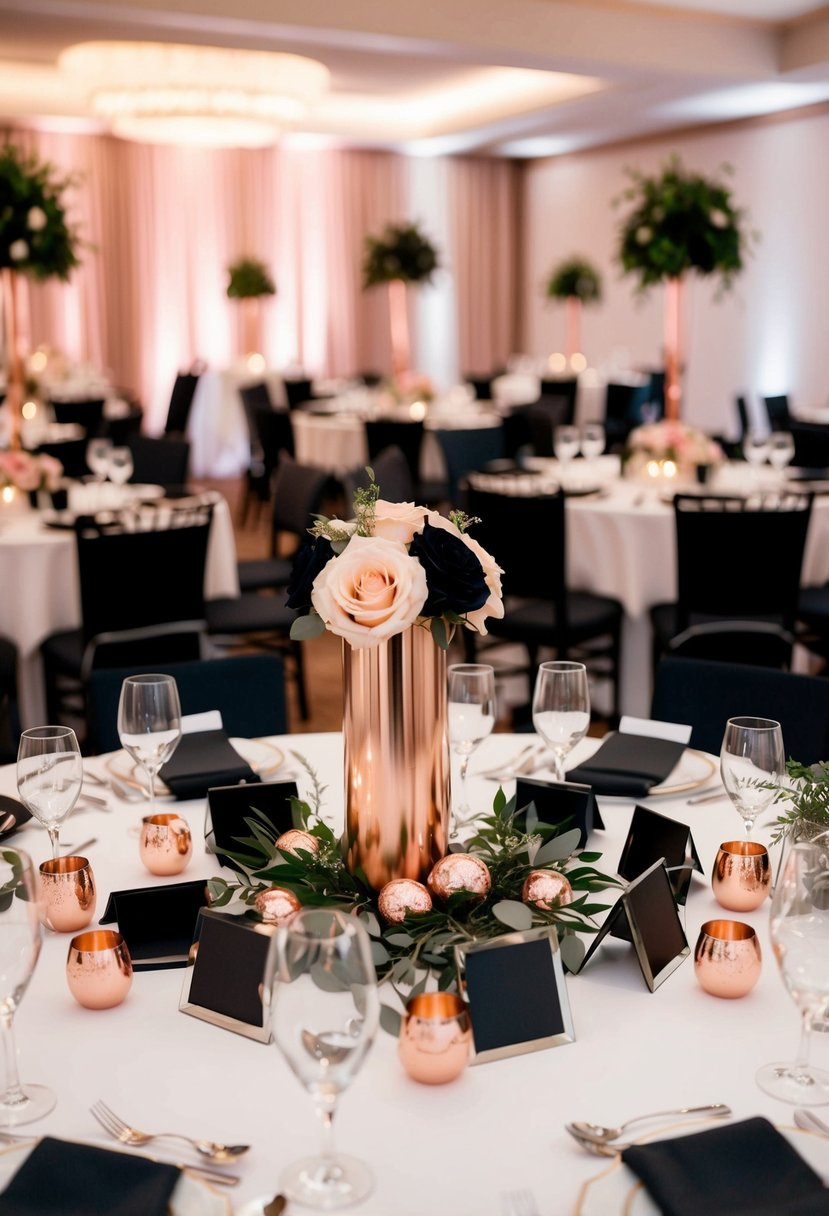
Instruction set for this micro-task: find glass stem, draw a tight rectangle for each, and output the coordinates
[47,826,59,860]
[0,1010,25,1109]
[314,1092,340,1177]
[793,1009,814,1083]
[147,769,155,815]
[551,750,565,783]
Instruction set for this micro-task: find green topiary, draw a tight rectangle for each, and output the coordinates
[226,256,276,299]
[362,221,440,289]
[545,256,602,304]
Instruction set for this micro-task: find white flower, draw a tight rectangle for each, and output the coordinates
[373,500,427,544]
[27,207,47,232]
[635,226,652,245]
[9,239,28,261]
[425,511,504,635]
[311,533,427,648]
[709,208,729,229]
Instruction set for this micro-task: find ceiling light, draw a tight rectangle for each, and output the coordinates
[59,41,330,148]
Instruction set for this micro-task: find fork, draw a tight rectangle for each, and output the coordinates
[90,1100,249,1165]
[502,1189,541,1216]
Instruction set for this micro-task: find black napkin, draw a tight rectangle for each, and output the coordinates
[567,732,686,797]
[622,1117,829,1216]
[0,1137,179,1216]
[159,728,259,800]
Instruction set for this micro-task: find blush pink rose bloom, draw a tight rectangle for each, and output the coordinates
[372,500,427,544]
[425,511,504,635]
[311,533,428,648]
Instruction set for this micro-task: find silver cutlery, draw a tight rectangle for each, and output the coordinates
[60,837,97,854]
[687,790,727,805]
[90,1099,250,1165]
[502,1188,540,1216]
[567,1103,731,1145]
[75,794,111,812]
[685,785,722,803]
[567,1128,632,1157]
[795,1109,829,1138]
[479,744,546,781]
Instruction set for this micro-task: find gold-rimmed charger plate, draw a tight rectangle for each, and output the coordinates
[574,1122,829,1215]
[106,737,285,797]
[0,1139,232,1215]
[647,748,716,797]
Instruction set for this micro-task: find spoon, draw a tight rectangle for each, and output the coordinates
[795,1109,829,1138]
[568,1103,731,1144]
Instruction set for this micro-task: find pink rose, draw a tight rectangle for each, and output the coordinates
[311,534,428,648]
[373,500,427,544]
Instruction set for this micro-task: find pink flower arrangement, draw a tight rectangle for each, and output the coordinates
[0,449,63,493]
[627,420,722,468]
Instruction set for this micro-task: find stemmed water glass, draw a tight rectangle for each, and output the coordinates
[768,431,795,475]
[448,663,496,833]
[744,430,770,485]
[581,422,605,462]
[107,446,134,488]
[532,660,591,783]
[264,909,379,1210]
[554,425,580,469]
[720,716,785,838]
[756,836,829,1105]
[0,847,56,1125]
[117,674,182,812]
[86,436,112,484]
[16,726,83,860]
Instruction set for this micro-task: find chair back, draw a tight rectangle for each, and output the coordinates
[87,654,287,754]
[239,382,273,413]
[50,398,105,435]
[343,446,413,506]
[526,395,575,455]
[36,438,90,480]
[465,374,495,401]
[673,492,813,633]
[501,406,534,461]
[539,377,577,411]
[651,656,829,763]
[735,394,749,442]
[763,394,791,432]
[164,371,200,435]
[283,378,314,410]
[127,435,190,490]
[433,426,505,506]
[271,453,342,546]
[365,420,424,488]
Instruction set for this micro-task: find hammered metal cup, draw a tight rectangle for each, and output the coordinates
[139,812,192,876]
[694,919,762,999]
[712,839,771,912]
[66,929,133,1010]
[39,855,96,933]
[398,992,472,1084]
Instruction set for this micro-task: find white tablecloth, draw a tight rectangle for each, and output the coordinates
[7,730,826,1214]
[0,496,240,726]
[188,369,287,478]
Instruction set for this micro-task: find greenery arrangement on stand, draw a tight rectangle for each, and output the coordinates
[545,256,602,304]
[226,256,276,299]
[206,761,620,1035]
[362,221,440,288]
[0,143,80,280]
[769,759,829,844]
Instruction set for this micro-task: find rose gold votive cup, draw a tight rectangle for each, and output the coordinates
[694,919,762,999]
[66,929,133,1010]
[139,813,192,876]
[398,992,472,1084]
[39,855,96,933]
[712,839,771,911]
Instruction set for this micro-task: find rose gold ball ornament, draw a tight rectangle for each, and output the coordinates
[275,830,320,858]
[254,885,302,924]
[427,854,491,903]
[377,879,433,924]
[522,869,573,910]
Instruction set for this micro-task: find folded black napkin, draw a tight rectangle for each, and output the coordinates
[622,1117,829,1216]
[567,732,686,798]
[159,728,259,800]
[0,1136,179,1216]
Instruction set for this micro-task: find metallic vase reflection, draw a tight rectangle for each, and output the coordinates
[694,919,762,998]
[712,840,771,912]
[398,992,471,1084]
[343,628,449,890]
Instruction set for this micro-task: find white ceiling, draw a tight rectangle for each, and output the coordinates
[3,0,829,155]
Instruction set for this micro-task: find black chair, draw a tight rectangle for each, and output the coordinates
[735,393,749,444]
[239,390,295,526]
[127,435,190,492]
[164,371,201,436]
[501,405,534,462]
[50,398,105,436]
[603,381,651,450]
[432,426,505,507]
[465,374,496,401]
[283,378,314,411]
[763,394,792,432]
[41,501,213,728]
[526,395,575,456]
[103,402,144,447]
[237,454,342,593]
[343,445,413,506]
[651,657,829,763]
[0,636,20,765]
[35,438,90,480]
[359,371,383,389]
[539,377,577,414]
[463,482,624,718]
[87,654,287,755]
[650,491,814,671]
[789,422,829,471]
[364,420,425,496]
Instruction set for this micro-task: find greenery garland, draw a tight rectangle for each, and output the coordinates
[545,256,602,304]
[768,759,829,844]
[362,221,440,289]
[0,143,80,280]
[207,760,621,1034]
[226,256,276,299]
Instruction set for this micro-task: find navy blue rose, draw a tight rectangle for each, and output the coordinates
[286,536,334,612]
[408,521,488,618]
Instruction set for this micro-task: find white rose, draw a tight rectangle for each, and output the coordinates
[9,239,28,261]
[311,533,427,648]
[635,226,652,245]
[425,512,504,635]
[373,499,427,544]
[709,208,729,229]
[27,207,47,232]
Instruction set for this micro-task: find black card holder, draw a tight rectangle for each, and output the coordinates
[100,879,210,970]
[568,732,686,797]
[179,909,276,1042]
[514,778,604,848]
[160,730,260,801]
[206,780,299,870]
[617,804,702,905]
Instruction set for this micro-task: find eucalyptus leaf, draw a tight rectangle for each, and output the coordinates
[534,828,582,864]
[371,940,391,966]
[492,900,533,931]
[359,911,382,938]
[385,931,415,947]
[558,933,586,973]
[379,1004,403,1037]
[310,962,348,992]
[290,613,327,642]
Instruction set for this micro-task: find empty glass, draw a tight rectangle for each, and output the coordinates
[744,430,770,473]
[265,909,379,1209]
[553,425,580,467]
[756,837,829,1104]
[0,847,56,1125]
[580,422,605,461]
[768,431,795,473]
[107,446,133,487]
[117,674,182,813]
[532,660,590,783]
[448,663,496,833]
[720,716,784,838]
[86,436,112,483]
[17,726,83,860]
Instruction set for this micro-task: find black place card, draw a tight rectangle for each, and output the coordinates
[576,860,689,991]
[617,804,702,905]
[515,777,604,848]
[567,732,686,798]
[160,729,260,801]
[100,879,210,970]
[206,780,298,870]
[455,926,575,1064]
[179,909,276,1042]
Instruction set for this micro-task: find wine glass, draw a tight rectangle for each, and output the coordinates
[0,847,56,1125]
[106,446,133,488]
[264,908,379,1210]
[720,716,784,838]
[580,422,605,462]
[16,726,83,860]
[756,836,829,1105]
[532,660,591,783]
[86,436,112,483]
[768,431,795,474]
[744,429,770,484]
[448,663,496,833]
[117,674,182,812]
[554,425,580,468]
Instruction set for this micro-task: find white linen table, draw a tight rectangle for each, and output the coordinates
[188,369,287,478]
[6,730,826,1215]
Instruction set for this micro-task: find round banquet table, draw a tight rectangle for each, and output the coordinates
[6,730,828,1215]
[0,494,240,727]
[188,369,288,479]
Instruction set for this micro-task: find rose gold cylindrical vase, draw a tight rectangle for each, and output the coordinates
[343,628,449,890]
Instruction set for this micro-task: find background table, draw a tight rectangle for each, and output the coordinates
[188,369,287,478]
[6,730,826,1214]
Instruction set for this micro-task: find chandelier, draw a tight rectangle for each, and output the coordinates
[59,41,330,148]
